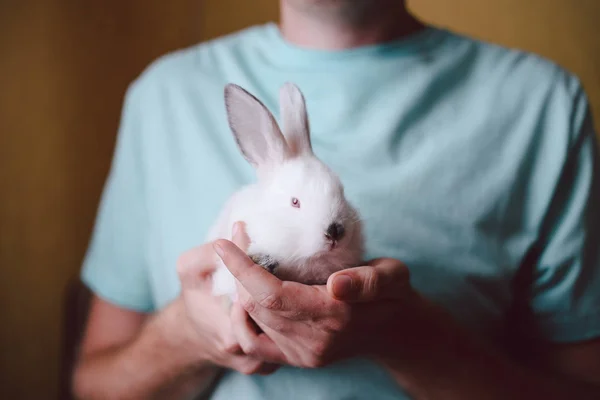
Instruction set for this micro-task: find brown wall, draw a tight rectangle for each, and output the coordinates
[409,0,600,128]
[0,2,203,398]
[0,1,598,398]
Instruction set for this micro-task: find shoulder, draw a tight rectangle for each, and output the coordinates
[442,29,584,105]
[441,29,589,146]
[124,24,270,104]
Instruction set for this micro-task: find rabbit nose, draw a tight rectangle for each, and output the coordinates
[325,223,345,242]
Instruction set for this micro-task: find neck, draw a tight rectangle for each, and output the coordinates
[279,1,425,50]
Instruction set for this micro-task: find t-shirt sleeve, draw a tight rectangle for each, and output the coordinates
[80,81,153,312]
[528,81,600,343]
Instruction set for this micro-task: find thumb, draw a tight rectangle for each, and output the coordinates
[231,221,251,251]
[327,259,410,303]
[176,242,219,291]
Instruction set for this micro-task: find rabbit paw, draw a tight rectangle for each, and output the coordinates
[249,253,279,274]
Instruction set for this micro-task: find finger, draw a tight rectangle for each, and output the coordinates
[230,302,287,364]
[231,221,251,252]
[176,242,219,290]
[219,329,244,356]
[327,258,410,302]
[235,282,297,327]
[255,362,281,376]
[229,356,278,376]
[231,357,266,375]
[213,239,285,311]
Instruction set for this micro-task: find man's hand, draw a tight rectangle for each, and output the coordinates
[212,223,420,368]
[176,242,279,375]
[214,223,600,400]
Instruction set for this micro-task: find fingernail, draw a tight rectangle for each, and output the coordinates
[213,243,225,259]
[232,222,239,237]
[333,275,353,298]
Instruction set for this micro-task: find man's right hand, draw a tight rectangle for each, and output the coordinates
[176,241,280,375]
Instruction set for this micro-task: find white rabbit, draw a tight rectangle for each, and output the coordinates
[207,82,364,299]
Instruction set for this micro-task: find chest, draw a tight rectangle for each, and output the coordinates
[141,84,532,339]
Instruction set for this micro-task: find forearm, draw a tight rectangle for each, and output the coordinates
[73,297,220,400]
[382,333,599,399]
[378,299,599,400]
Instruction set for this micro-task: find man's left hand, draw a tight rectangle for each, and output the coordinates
[212,222,433,369]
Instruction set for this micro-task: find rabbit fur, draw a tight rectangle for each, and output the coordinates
[207,82,364,298]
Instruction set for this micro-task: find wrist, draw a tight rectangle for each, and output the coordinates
[367,290,438,360]
[158,296,215,369]
[367,293,456,389]
[371,294,525,399]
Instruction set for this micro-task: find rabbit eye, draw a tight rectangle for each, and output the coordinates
[291,197,301,208]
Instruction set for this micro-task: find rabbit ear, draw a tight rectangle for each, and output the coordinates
[279,82,313,157]
[224,84,291,167]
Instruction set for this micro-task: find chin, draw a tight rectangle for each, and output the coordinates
[276,237,364,285]
[286,0,369,14]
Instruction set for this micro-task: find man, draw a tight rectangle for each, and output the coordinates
[72,1,600,399]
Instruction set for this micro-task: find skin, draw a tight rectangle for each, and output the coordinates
[220,224,600,399]
[280,0,426,49]
[72,242,277,400]
[72,1,600,399]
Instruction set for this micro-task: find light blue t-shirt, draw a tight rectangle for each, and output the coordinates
[81,23,600,399]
